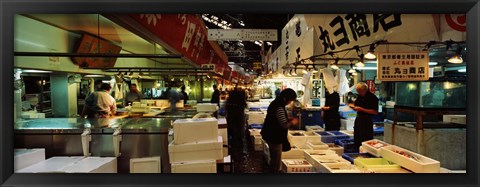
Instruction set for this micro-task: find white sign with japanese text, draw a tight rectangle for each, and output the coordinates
[377,52,429,81]
[207,29,277,41]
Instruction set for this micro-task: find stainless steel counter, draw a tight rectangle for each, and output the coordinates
[14,117,175,173]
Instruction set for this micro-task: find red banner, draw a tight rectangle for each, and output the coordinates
[128,14,228,66]
[223,66,232,81]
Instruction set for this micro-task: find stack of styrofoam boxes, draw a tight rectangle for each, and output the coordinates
[287,130,321,149]
[304,149,360,173]
[16,156,117,173]
[443,115,466,125]
[169,118,223,173]
[196,103,218,113]
[14,148,45,171]
[217,118,229,157]
[340,118,355,131]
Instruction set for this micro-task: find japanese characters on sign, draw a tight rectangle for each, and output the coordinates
[201,64,216,72]
[207,29,277,41]
[318,14,402,53]
[130,14,227,67]
[377,52,429,81]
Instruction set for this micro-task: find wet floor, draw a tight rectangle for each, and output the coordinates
[228,122,270,173]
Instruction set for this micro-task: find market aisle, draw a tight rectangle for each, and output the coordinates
[230,121,269,173]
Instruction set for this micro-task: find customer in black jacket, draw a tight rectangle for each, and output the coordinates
[260,88,299,173]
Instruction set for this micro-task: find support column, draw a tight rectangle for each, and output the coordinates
[50,73,78,117]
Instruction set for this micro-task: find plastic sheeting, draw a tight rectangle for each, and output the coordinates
[335,69,351,96]
[320,68,337,94]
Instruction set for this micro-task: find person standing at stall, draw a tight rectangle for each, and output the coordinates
[125,84,144,106]
[211,84,220,105]
[83,83,117,118]
[322,89,341,131]
[261,88,299,173]
[349,82,379,152]
[226,85,247,147]
[180,85,188,104]
[168,86,181,113]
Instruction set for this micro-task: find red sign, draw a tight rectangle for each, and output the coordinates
[128,14,228,66]
[445,14,466,32]
[223,67,232,81]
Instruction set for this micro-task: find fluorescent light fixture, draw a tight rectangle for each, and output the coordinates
[458,69,466,72]
[266,42,273,46]
[428,62,438,66]
[21,69,52,73]
[102,80,110,83]
[84,75,105,78]
[355,67,377,70]
[15,39,46,48]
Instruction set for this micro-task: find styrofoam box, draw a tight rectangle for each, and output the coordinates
[130,157,161,173]
[305,155,350,172]
[288,130,321,148]
[443,115,466,125]
[281,159,314,173]
[281,149,306,159]
[354,158,401,173]
[304,150,337,158]
[61,157,117,173]
[380,145,440,173]
[14,148,45,171]
[171,160,216,173]
[196,103,218,112]
[327,143,344,156]
[339,130,354,138]
[248,129,261,136]
[319,162,361,173]
[169,136,223,163]
[173,118,218,145]
[340,118,355,131]
[306,125,324,132]
[306,140,329,150]
[16,156,84,173]
[247,112,266,124]
[218,128,228,144]
[362,139,391,157]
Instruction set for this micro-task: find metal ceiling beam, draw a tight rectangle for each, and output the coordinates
[14,52,183,58]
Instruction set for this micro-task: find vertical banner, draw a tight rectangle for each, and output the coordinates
[377,52,430,81]
[366,80,376,93]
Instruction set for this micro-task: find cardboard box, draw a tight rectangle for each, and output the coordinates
[281,159,314,173]
[14,148,45,171]
[169,136,223,163]
[130,157,161,173]
[61,157,117,173]
[362,139,391,157]
[196,103,218,112]
[16,156,84,173]
[171,160,216,173]
[380,145,440,173]
[173,118,218,145]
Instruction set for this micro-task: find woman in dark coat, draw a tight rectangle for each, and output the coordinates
[260,88,299,173]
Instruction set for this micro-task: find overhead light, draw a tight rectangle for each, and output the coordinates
[352,72,358,76]
[102,80,110,83]
[428,62,438,66]
[458,68,466,72]
[239,21,245,26]
[302,70,308,74]
[266,42,273,46]
[348,68,356,73]
[448,47,463,64]
[355,61,365,67]
[355,67,377,70]
[21,69,52,73]
[331,58,339,70]
[365,43,377,59]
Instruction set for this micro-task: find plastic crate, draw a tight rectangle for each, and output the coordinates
[250,124,263,129]
[334,139,356,153]
[373,126,384,136]
[339,110,357,119]
[328,131,350,141]
[354,158,400,172]
[342,153,376,164]
[314,131,335,143]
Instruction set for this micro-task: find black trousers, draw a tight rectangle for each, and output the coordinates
[324,114,341,131]
[226,107,245,146]
[354,115,374,152]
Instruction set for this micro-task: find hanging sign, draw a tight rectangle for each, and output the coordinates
[377,52,429,81]
[201,64,216,73]
[253,62,263,71]
[208,29,277,41]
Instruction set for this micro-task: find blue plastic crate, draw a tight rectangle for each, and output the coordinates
[342,153,376,164]
[335,138,356,153]
[373,126,384,136]
[328,131,350,140]
[315,131,335,143]
[250,124,263,129]
[339,110,357,119]
[249,107,261,111]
